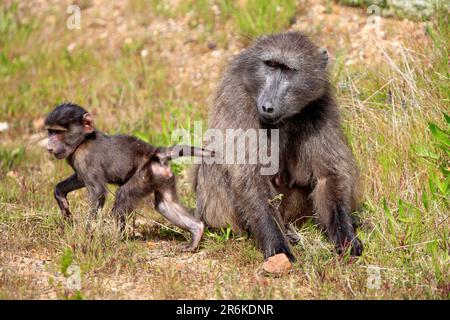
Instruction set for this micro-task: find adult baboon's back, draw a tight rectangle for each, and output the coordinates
[194,32,362,261]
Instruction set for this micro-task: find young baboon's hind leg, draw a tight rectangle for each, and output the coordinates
[312,177,363,256]
[154,187,204,252]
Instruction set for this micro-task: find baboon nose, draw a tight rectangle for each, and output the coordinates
[261,104,274,114]
[47,145,54,153]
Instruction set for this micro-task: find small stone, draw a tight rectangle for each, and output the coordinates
[207,42,217,50]
[211,50,222,58]
[175,263,183,271]
[147,241,157,249]
[0,122,9,132]
[6,171,18,179]
[262,253,292,275]
[140,49,148,58]
[67,43,76,52]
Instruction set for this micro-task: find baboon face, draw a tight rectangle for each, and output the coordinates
[241,33,329,124]
[46,126,82,159]
[45,103,94,159]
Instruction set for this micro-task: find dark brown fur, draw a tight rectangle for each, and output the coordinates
[194,32,363,261]
[45,103,211,252]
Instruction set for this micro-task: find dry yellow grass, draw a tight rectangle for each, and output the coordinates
[0,0,448,299]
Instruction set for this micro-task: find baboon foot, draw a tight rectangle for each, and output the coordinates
[264,239,296,263]
[179,222,204,252]
[178,241,199,253]
[59,213,73,227]
[336,236,363,257]
[350,237,363,256]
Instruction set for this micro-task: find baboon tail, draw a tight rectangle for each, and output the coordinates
[158,145,215,161]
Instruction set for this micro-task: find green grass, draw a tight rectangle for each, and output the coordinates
[0,0,448,299]
[232,0,297,39]
[177,0,298,39]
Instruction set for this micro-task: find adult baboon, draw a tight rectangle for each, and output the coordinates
[194,32,363,261]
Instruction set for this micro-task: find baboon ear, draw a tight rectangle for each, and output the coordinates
[318,47,328,69]
[82,113,94,134]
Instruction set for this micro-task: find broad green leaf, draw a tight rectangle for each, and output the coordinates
[428,122,450,148]
[444,112,450,126]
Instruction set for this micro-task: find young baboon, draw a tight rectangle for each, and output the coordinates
[194,32,363,261]
[45,103,212,252]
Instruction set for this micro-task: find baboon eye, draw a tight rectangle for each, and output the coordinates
[264,60,277,68]
[264,60,293,71]
[48,129,64,135]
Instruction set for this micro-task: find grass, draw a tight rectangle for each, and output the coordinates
[0,0,449,299]
[232,0,298,39]
[337,0,443,20]
[130,0,298,46]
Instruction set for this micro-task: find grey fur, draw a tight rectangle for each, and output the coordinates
[194,32,363,261]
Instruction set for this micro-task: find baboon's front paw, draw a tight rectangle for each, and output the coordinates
[281,246,296,262]
[265,242,296,262]
[350,238,363,256]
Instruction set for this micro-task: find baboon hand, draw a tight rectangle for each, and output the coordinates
[336,236,363,257]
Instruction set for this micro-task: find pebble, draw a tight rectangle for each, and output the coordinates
[262,253,293,275]
[0,122,9,132]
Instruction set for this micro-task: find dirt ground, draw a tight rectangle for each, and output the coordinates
[0,0,447,299]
